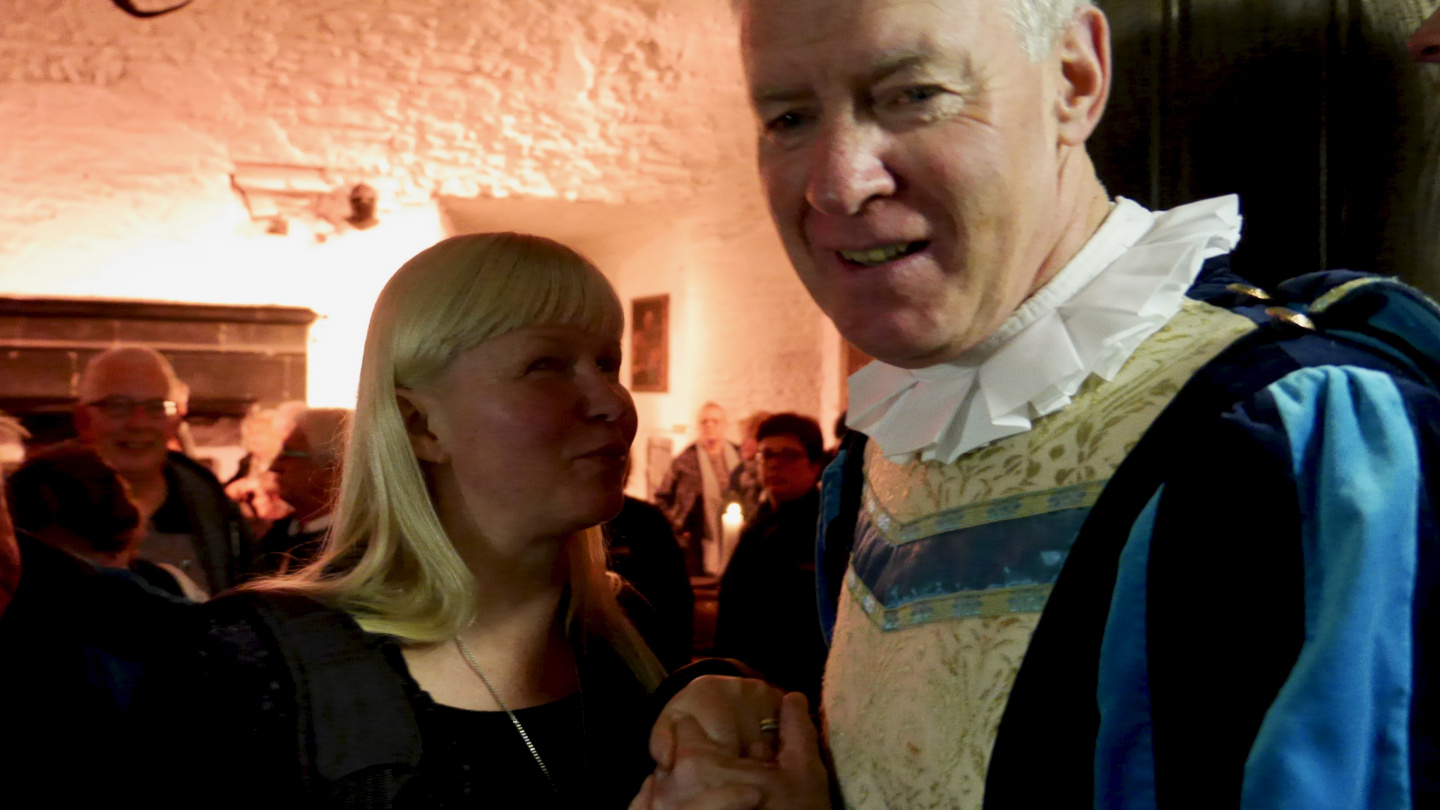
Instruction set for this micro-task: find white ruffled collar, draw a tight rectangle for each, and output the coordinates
[847,195,1243,464]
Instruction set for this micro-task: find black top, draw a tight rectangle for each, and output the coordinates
[387,642,651,809]
[131,593,655,809]
[714,488,827,708]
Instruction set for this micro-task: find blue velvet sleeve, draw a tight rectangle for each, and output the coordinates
[1240,366,1423,809]
[1105,365,1440,809]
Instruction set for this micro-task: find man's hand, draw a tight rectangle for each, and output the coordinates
[632,692,832,810]
[652,675,788,767]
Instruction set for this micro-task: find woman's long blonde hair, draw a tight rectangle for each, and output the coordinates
[250,233,664,689]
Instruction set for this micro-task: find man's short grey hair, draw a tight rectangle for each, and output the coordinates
[732,0,1092,62]
[77,346,190,408]
[1007,0,1093,61]
[292,407,352,460]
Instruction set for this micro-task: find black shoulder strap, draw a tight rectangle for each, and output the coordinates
[817,430,869,643]
[235,593,421,808]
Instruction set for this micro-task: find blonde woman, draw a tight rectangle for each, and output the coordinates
[135,233,785,808]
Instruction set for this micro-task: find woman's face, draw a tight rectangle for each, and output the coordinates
[405,324,636,549]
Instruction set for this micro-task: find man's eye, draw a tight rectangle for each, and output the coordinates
[887,85,943,107]
[763,110,810,135]
[875,85,944,110]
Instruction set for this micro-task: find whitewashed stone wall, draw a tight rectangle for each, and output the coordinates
[0,0,842,490]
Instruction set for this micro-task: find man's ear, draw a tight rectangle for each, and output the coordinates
[395,389,449,464]
[1054,5,1112,147]
[73,406,94,441]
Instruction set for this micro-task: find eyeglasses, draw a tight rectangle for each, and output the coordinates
[84,396,178,420]
[277,449,333,461]
[757,448,808,463]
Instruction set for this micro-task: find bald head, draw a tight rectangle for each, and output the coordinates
[78,347,189,408]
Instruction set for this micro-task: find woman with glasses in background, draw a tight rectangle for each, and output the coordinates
[713,413,830,711]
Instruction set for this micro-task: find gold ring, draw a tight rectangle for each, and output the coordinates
[759,717,780,734]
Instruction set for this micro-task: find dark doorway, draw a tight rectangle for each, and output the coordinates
[1091,0,1440,293]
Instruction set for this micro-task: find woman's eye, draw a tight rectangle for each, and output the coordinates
[526,357,568,374]
[597,355,622,377]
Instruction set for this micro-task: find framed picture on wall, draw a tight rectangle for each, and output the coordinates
[630,294,669,393]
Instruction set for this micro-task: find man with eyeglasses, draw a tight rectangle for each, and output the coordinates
[260,406,349,573]
[75,347,254,594]
[713,413,830,710]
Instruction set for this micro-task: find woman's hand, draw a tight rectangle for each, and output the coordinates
[630,692,832,810]
[651,675,788,766]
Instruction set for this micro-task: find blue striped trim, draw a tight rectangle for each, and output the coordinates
[848,505,1087,624]
[845,568,1054,630]
[1095,489,1162,810]
[1243,366,1418,810]
[863,479,1107,544]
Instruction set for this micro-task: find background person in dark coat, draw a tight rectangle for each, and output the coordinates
[713,413,829,709]
[7,442,206,600]
[0,439,190,805]
[606,493,695,670]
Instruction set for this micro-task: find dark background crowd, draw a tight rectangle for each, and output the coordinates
[0,346,833,706]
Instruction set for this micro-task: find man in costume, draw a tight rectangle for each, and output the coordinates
[650,0,1440,806]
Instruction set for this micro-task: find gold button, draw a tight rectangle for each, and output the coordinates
[1265,307,1316,330]
[1226,282,1272,300]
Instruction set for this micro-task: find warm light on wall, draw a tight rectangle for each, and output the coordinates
[0,191,444,410]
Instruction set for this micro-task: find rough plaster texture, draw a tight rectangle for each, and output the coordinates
[0,0,838,490]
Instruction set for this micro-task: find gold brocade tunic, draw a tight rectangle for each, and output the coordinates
[822,298,1257,809]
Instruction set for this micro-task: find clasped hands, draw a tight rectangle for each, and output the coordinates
[630,676,832,810]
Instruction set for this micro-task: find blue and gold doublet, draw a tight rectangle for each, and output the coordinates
[822,298,1257,810]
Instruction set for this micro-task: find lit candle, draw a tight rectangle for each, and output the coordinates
[720,502,744,571]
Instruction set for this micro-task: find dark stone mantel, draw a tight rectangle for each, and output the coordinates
[0,296,317,442]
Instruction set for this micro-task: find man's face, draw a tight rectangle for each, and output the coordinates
[744,0,1068,367]
[1412,6,1440,66]
[75,360,180,477]
[698,406,728,444]
[269,428,333,519]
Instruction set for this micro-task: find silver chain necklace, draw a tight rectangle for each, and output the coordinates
[454,636,559,793]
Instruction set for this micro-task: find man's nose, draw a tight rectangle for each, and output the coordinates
[1410,8,1440,64]
[123,405,154,427]
[804,120,896,217]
